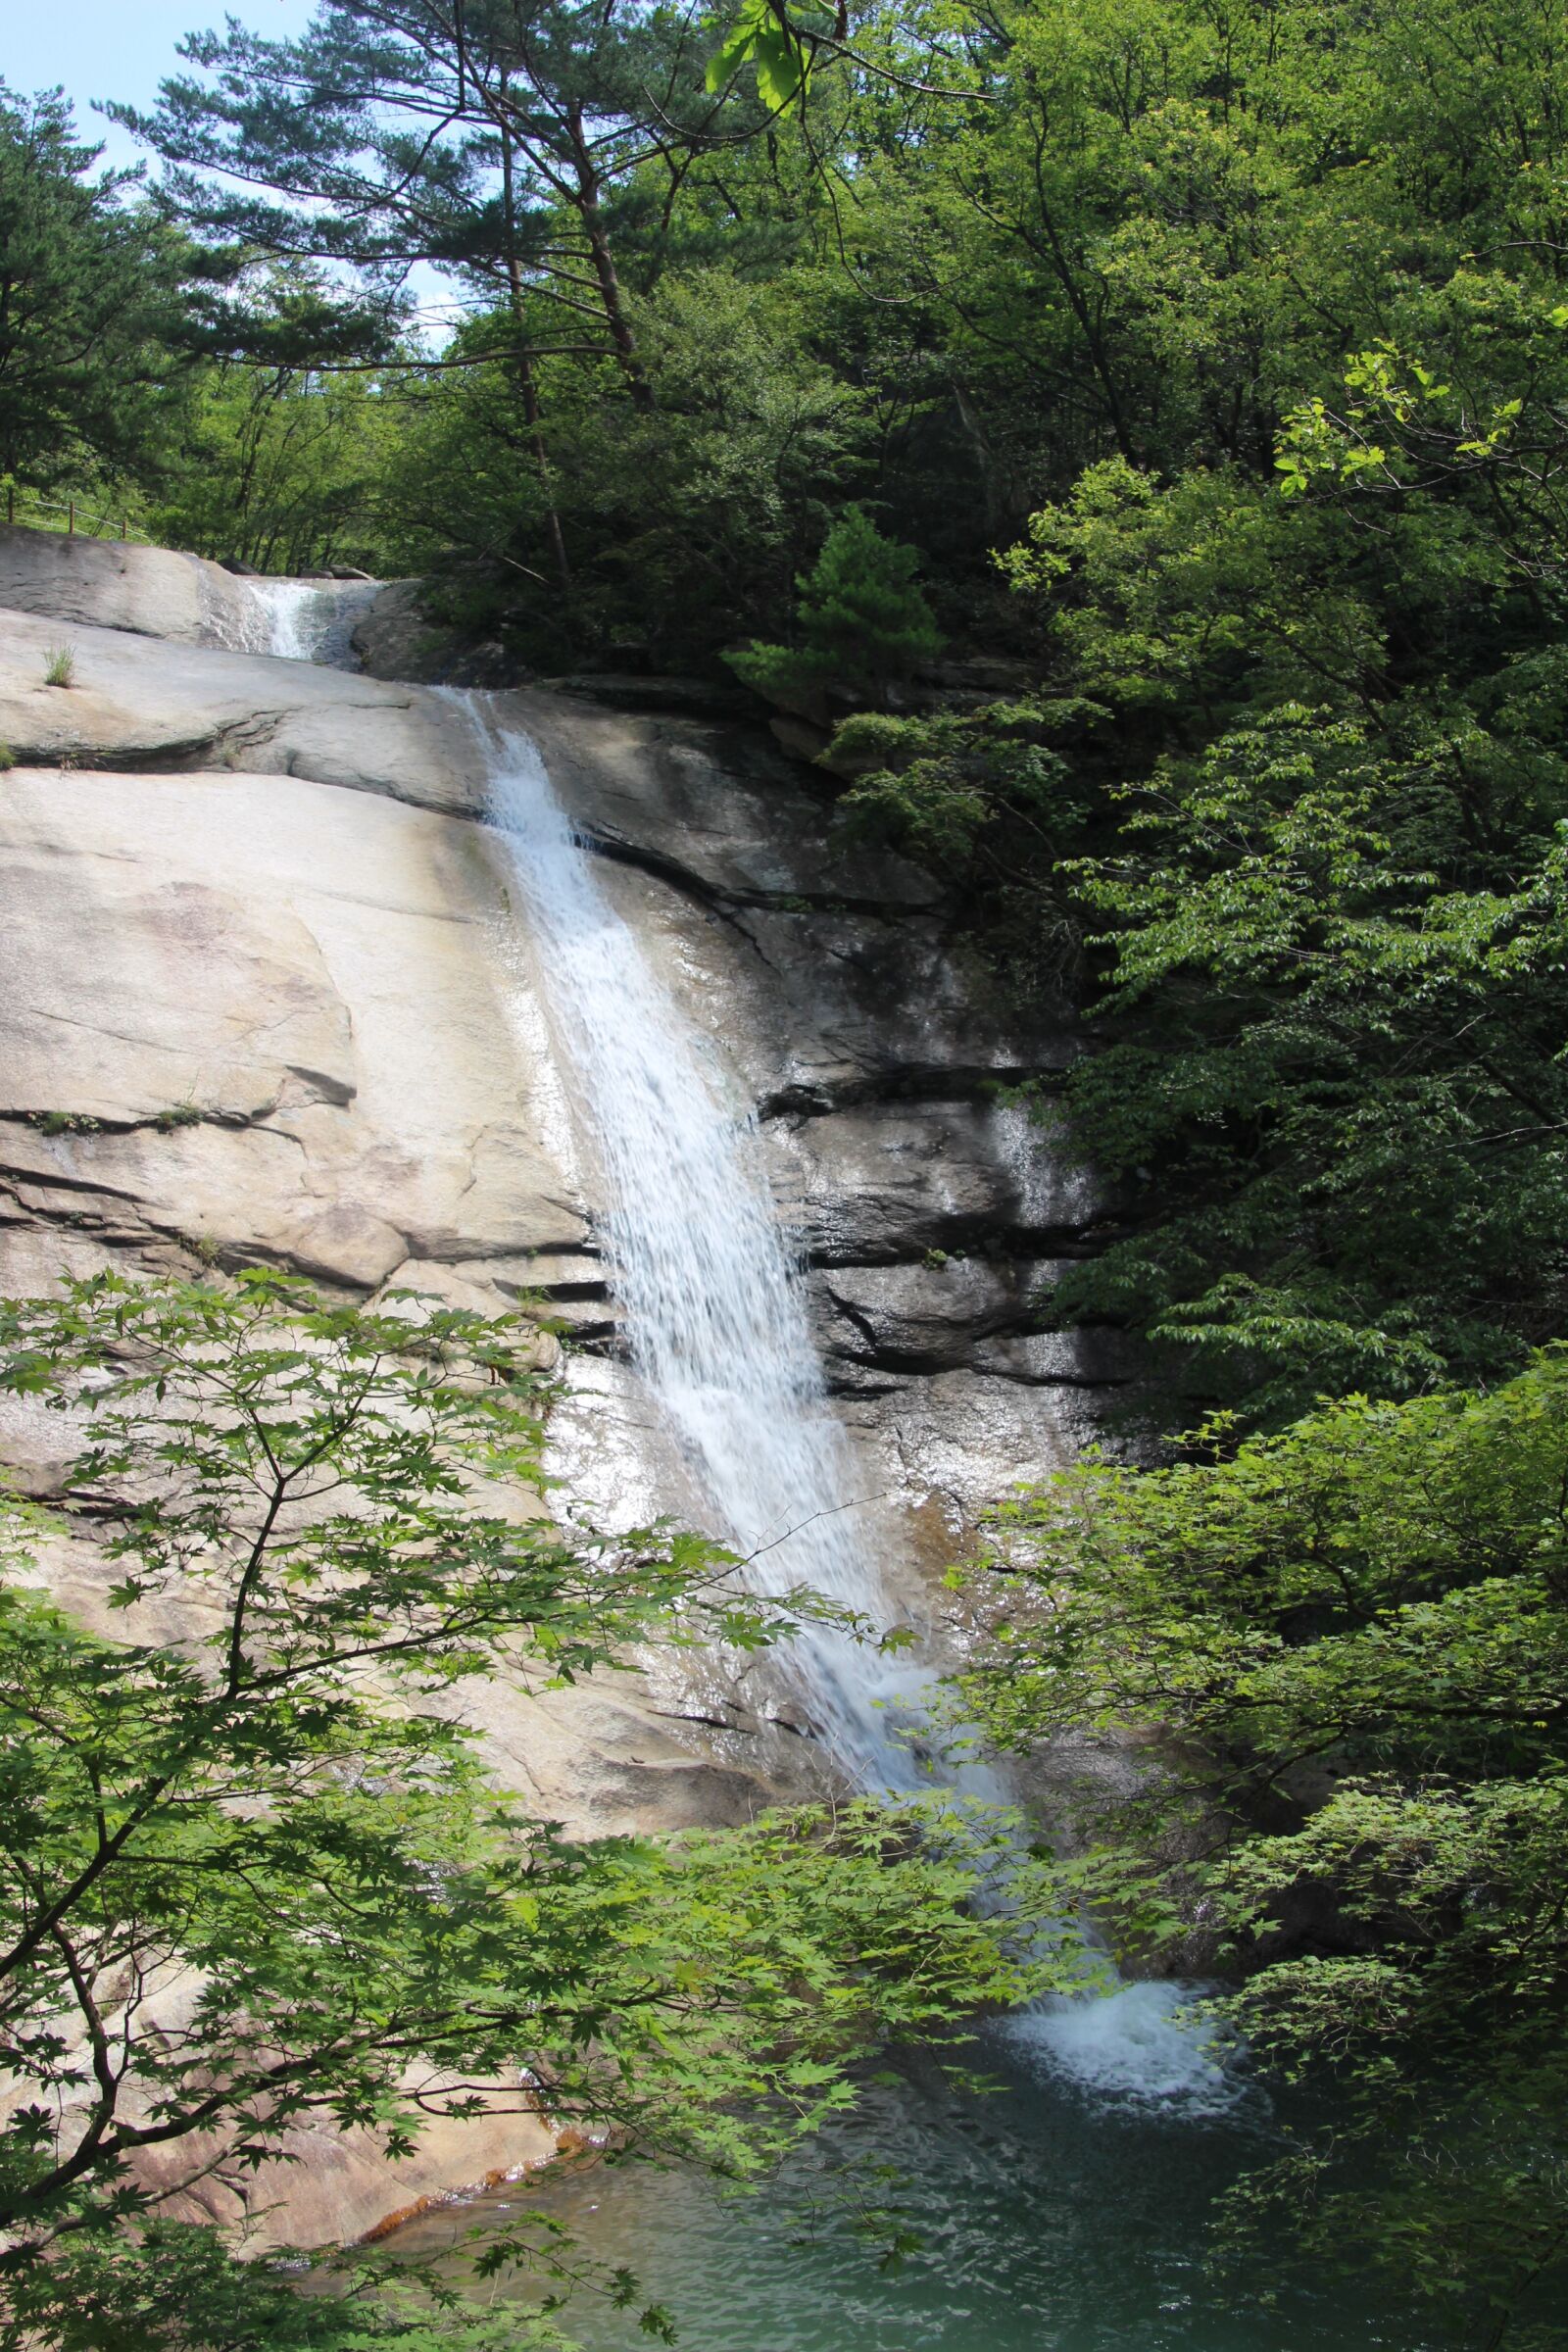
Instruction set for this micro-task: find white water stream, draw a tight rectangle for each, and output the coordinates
[464,703,912,1786]
[251,585,1234,2112]
[248,575,379,666]
[465,702,1238,2116]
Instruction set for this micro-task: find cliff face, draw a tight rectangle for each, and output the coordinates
[0,524,1125,2242]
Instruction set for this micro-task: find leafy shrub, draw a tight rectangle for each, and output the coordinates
[953,1357,1568,2339]
[0,1269,1058,2340]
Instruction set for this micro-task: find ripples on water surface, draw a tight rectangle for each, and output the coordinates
[397,2028,1419,2352]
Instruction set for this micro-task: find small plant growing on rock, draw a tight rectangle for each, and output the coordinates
[0,744,14,772]
[154,1101,204,1132]
[29,1110,100,1136]
[43,644,76,688]
[191,1231,222,1265]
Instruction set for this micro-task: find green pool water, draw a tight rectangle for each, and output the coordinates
[395,2010,1423,2352]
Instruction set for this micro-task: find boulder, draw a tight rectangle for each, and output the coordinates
[512,688,940,908]
[351,577,503,686]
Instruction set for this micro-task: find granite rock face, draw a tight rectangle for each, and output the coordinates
[0,603,483,809]
[0,520,264,650]
[0,520,1128,1674]
[0,526,1127,2247]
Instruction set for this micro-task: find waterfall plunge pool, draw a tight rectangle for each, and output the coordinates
[393,2026,1418,2352]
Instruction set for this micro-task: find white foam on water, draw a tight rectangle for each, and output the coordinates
[246,576,378,665]
[247,578,318,658]
[1002,1981,1245,2116]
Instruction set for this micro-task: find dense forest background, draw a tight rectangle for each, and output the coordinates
[5,4,1568,2345]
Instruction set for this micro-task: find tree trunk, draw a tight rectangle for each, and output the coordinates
[499,115,572,596]
[566,108,654,413]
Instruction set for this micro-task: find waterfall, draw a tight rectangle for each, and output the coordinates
[454,696,1242,2111]
[247,577,379,666]
[463,702,912,1784]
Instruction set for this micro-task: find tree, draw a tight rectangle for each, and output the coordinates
[116,2,760,408]
[0,1270,1051,2340]
[149,335,391,573]
[116,1,799,599]
[728,505,942,713]
[374,270,867,663]
[0,85,187,494]
[948,1356,1568,2349]
[1031,703,1568,1419]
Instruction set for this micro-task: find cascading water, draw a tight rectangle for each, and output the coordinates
[388,725,1379,2352]
[239,603,1237,2131]
[458,696,1236,2116]
[461,699,912,1786]
[247,575,380,666]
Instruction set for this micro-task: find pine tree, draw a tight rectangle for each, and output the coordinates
[727,507,942,715]
[796,507,943,689]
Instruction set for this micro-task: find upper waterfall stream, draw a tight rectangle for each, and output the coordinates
[465,699,910,1784]
[248,574,381,666]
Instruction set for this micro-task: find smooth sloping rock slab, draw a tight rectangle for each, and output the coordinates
[0,522,262,649]
[0,765,581,1288]
[0,606,483,811]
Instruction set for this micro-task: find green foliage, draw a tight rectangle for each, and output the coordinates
[951,1357,1568,2343]
[41,644,74,688]
[0,2222,578,2351]
[0,1270,1055,2341]
[40,0,1568,2323]
[377,272,864,665]
[728,507,942,711]
[148,320,392,573]
[795,508,942,681]
[115,0,768,414]
[706,0,826,115]
[0,744,14,773]
[1042,709,1568,1417]
[26,1110,100,1136]
[0,84,188,494]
